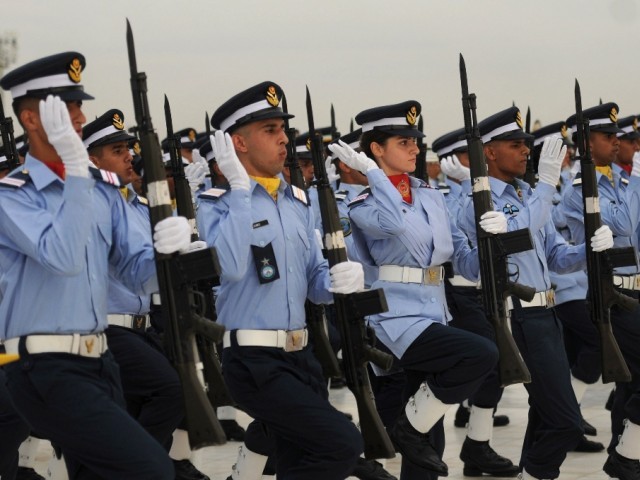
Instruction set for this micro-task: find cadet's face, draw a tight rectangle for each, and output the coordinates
[616,138,639,166]
[181,148,193,163]
[426,162,441,180]
[90,141,134,184]
[235,119,288,177]
[298,159,315,187]
[373,136,419,176]
[589,131,619,166]
[66,101,86,137]
[485,139,530,182]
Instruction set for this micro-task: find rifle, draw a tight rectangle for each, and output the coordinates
[0,94,20,170]
[282,94,341,379]
[306,86,395,460]
[127,19,226,447]
[414,116,427,182]
[330,104,340,141]
[574,80,634,383]
[523,106,536,188]
[164,96,235,408]
[459,54,535,387]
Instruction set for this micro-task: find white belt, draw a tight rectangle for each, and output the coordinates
[378,265,445,286]
[447,275,478,288]
[613,274,640,291]
[507,289,555,310]
[223,329,308,352]
[107,314,150,330]
[4,333,108,358]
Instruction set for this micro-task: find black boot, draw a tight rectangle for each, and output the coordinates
[573,435,604,453]
[603,450,640,480]
[220,419,246,441]
[454,404,510,428]
[605,388,615,411]
[173,459,210,480]
[351,457,398,480]
[459,437,520,477]
[388,412,448,476]
[582,417,597,436]
[15,467,45,480]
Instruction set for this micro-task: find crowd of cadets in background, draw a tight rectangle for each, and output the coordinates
[0,50,639,480]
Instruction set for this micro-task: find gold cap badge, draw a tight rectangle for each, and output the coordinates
[188,129,196,142]
[305,137,312,151]
[133,141,141,155]
[610,107,618,123]
[112,113,124,130]
[515,111,523,129]
[560,124,568,138]
[633,118,638,131]
[406,106,417,126]
[266,85,279,107]
[68,58,82,83]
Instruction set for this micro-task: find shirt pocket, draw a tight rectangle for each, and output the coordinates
[97,221,112,250]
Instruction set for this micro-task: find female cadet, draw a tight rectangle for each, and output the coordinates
[328,100,502,479]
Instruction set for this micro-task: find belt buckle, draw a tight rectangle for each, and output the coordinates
[79,334,100,356]
[285,330,304,352]
[424,267,442,286]
[132,315,147,331]
[635,275,640,290]
[545,289,556,308]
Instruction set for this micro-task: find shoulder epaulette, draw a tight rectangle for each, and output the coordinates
[348,187,371,207]
[334,190,348,202]
[572,177,582,186]
[291,185,309,206]
[136,195,149,206]
[437,183,450,195]
[0,169,31,189]
[198,187,229,201]
[621,177,629,185]
[90,167,122,187]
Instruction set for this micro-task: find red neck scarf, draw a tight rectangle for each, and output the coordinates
[42,160,66,179]
[388,173,412,203]
[620,163,632,175]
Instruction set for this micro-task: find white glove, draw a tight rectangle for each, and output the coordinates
[479,211,507,234]
[632,152,640,177]
[210,131,250,190]
[327,140,378,175]
[183,239,208,253]
[314,229,324,251]
[329,261,364,294]
[440,155,470,181]
[537,136,566,187]
[153,216,191,254]
[325,156,340,183]
[191,148,206,167]
[590,225,614,252]
[184,161,208,193]
[39,95,90,178]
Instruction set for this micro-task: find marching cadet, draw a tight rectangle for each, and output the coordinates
[162,127,198,163]
[328,100,503,478]
[563,103,640,479]
[458,106,614,480]
[198,81,365,480]
[0,52,193,479]
[431,128,520,477]
[0,369,31,480]
[531,122,604,453]
[612,114,640,179]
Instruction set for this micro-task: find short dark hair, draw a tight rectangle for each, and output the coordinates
[360,129,394,161]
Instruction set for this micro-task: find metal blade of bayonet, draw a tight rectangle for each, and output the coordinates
[349,118,354,133]
[126,19,138,76]
[205,112,211,136]
[164,95,174,138]
[575,79,585,153]
[330,104,337,140]
[305,86,316,136]
[525,107,531,134]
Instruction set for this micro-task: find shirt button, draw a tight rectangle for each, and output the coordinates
[259,241,265,246]
[244,198,249,203]
[286,234,291,240]
[288,267,293,273]
[289,298,294,303]
[431,298,436,303]
[91,274,96,280]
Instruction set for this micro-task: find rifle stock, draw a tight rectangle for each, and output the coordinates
[523,106,536,188]
[574,79,633,383]
[306,86,395,459]
[459,54,532,387]
[126,19,226,447]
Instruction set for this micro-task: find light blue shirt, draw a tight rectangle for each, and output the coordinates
[459,178,586,293]
[0,156,158,339]
[197,179,332,331]
[107,186,153,315]
[348,169,479,358]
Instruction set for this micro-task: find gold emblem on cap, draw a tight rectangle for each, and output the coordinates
[68,58,82,83]
[305,137,312,151]
[633,118,638,131]
[188,129,196,142]
[133,141,141,155]
[266,86,279,107]
[560,124,568,138]
[609,107,618,123]
[515,111,523,129]
[112,113,125,130]
[406,106,417,126]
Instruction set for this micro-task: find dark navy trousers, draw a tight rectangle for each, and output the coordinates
[0,369,30,480]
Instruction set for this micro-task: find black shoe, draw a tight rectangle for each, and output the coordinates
[582,417,597,436]
[606,389,615,412]
[15,467,45,480]
[220,419,246,442]
[351,457,398,480]
[173,459,210,480]
[454,404,510,428]
[459,437,520,477]
[573,435,605,453]
[603,450,640,480]
[388,412,448,476]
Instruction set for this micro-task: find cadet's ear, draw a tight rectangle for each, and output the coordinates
[370,141,384,159]
[483,144,496,162]
[20,108,40,134]
[88,155,100,168]
[231,133,248,153]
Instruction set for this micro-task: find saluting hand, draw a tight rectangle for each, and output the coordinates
[184,161,208,194]
[39,95,91,178]
[440,155,470,181]
[327,140,378,175]
[537,136,566,187]
[210,131,250,191]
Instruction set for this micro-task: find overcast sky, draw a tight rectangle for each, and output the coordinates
[2,0,639,144]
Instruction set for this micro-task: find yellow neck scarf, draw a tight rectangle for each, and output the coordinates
[250,175,280,201]
[595,165,614,185]
[119,186,129,200]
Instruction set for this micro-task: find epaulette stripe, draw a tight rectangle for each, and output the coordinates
[572,178,582,186]
[198,187,228,200]
[90,167,122,187]
[291,185,309,206]
[621,178,629,185]
[348,187,371,206]
[0,176,26,188]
